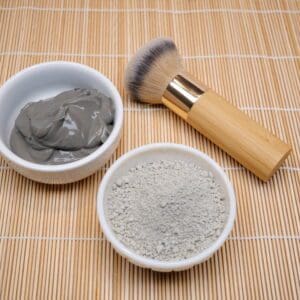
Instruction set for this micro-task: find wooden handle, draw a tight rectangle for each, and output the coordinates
[186,90,291,181]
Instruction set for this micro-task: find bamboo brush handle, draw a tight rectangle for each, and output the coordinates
[186,90,291,181]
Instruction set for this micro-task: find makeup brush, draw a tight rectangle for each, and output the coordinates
[125,37,291,181]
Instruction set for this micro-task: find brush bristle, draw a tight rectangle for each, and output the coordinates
[125,37,183,104]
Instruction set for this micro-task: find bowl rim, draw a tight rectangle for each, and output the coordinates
[0,61,123,172]
[97,143,236,271]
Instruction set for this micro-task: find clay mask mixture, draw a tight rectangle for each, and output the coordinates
[10,88,114,164]
[105,159,228,261]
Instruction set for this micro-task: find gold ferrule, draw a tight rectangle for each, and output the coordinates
[162,73,207,119]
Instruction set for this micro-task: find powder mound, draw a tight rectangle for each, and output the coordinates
[105,159,228,262]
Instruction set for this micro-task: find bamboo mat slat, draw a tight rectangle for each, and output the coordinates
[0,1,299,299]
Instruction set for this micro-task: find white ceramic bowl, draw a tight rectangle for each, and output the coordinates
[97,143,236,272]
[0,61,123,184]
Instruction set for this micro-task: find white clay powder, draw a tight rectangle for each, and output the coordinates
[105,159,228,261]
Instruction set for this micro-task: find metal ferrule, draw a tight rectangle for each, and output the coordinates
[162,73,206,114]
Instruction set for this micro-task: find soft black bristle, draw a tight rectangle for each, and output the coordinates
[128,39,177,100]
[125,37,182,104]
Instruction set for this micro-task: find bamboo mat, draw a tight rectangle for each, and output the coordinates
[0,0,299,299]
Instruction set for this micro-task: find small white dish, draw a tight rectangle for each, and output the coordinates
[0,61,123,184]
[97,143,236,272]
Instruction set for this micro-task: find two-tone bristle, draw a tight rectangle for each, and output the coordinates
[125,37,183,104]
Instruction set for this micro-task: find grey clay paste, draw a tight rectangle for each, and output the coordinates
[10,88,114,164]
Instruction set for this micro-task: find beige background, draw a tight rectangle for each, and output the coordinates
[0,0,299,299]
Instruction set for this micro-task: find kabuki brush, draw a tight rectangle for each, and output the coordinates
[125,38,291,181]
